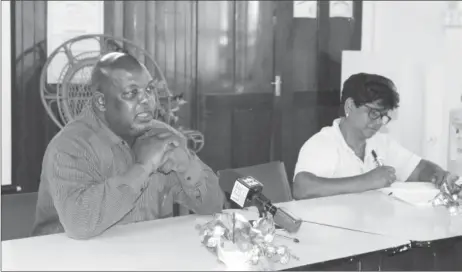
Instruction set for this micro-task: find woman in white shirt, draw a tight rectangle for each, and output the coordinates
[293,73,461,199]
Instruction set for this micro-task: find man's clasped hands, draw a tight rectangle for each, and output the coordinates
[132,122,192,177]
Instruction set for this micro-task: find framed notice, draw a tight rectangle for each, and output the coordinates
[46,1,104,83]
[294,1,317,18]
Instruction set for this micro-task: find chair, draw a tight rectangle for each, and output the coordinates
[1,192,38,241]
[217,161,293,209]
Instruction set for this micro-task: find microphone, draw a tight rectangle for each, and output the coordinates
[230,176,302,233]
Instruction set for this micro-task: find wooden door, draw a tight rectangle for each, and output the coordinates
[275,1,363,181]
[194,1,362,182]
[196,1,281,171]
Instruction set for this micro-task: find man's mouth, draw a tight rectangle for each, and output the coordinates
[135,112,153,121]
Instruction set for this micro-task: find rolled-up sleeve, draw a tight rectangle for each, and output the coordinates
[171,154,224,215]
[45,139,144,239]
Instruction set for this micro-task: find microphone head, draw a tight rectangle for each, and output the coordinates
[230,176,264,208]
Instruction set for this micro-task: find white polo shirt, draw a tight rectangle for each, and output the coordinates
[294,119,421,181]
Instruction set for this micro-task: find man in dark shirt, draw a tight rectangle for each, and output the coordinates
[32,52,224,239]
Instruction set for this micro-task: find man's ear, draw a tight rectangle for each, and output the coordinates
[93,91,106,112]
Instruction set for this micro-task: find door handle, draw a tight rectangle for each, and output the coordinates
[271,75,282,97]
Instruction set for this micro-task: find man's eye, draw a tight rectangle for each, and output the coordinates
[124,89,138,99]
[145,85,156,94]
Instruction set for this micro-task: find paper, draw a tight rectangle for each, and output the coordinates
[379,182,440,206]
[47,1,104,83]
[230,182,249,208]
[293,1,317,18]
[329,1,353,18]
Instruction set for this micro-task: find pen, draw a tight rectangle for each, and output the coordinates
[372,150,383,167]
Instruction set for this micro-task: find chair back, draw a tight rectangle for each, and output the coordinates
[218,161,292,208]
[1,192,38,241]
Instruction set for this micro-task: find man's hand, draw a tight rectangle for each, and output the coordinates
[146,120,188,148]
[365,166,397,189]
[132,131,180,174]
[158,146,192,174]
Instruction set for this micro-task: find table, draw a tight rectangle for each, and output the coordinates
[1,208,410,271]
[277,190,462,242]
[277,190,462,270]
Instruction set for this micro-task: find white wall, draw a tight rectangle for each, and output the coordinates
[1,0,12,186]
[343,1,462,169]
[361,1,449,53]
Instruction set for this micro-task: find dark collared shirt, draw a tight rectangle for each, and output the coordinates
[32,106,223,239]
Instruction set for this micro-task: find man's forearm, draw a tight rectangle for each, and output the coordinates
[174,157,224,214]
[293,172,378,200]
[53,164,150,239]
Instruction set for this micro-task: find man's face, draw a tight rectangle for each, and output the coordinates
[102,66,158,138]
[347,99,392,139]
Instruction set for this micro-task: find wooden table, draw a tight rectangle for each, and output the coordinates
[1,208,410,271]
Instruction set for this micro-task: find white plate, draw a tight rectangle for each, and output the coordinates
[378,182,440,206]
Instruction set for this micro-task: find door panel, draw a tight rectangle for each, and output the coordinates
[276,1,363,181]
[196,1,235,95]
[197,1,278,171]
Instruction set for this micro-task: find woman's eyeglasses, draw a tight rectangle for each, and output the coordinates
[364,105,391,125]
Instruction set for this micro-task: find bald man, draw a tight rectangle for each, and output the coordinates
[32,52,225,239]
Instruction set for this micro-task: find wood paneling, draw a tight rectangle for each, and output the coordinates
[104,1,197,129]
[196,1,279,172]
[11,1,59,193]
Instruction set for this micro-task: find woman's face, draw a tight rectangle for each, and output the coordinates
[344,98,392,139]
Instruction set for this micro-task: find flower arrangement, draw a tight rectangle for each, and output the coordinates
[195,212,298,271]
[432,182,462,216]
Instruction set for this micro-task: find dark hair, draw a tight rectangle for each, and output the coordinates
[340,73,400,116]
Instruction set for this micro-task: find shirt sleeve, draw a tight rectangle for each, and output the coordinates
[383,135,421,182]
[293,134,338,179]
[44,138,146,240]
[170,154,224,215]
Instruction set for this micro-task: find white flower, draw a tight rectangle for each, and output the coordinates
[263,234,274,243]
[213,225,225,237]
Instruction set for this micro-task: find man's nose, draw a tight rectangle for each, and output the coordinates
[138,90,149,104]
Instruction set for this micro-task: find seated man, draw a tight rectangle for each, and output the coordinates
[32,52,224,239]
[293,73,461,200]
